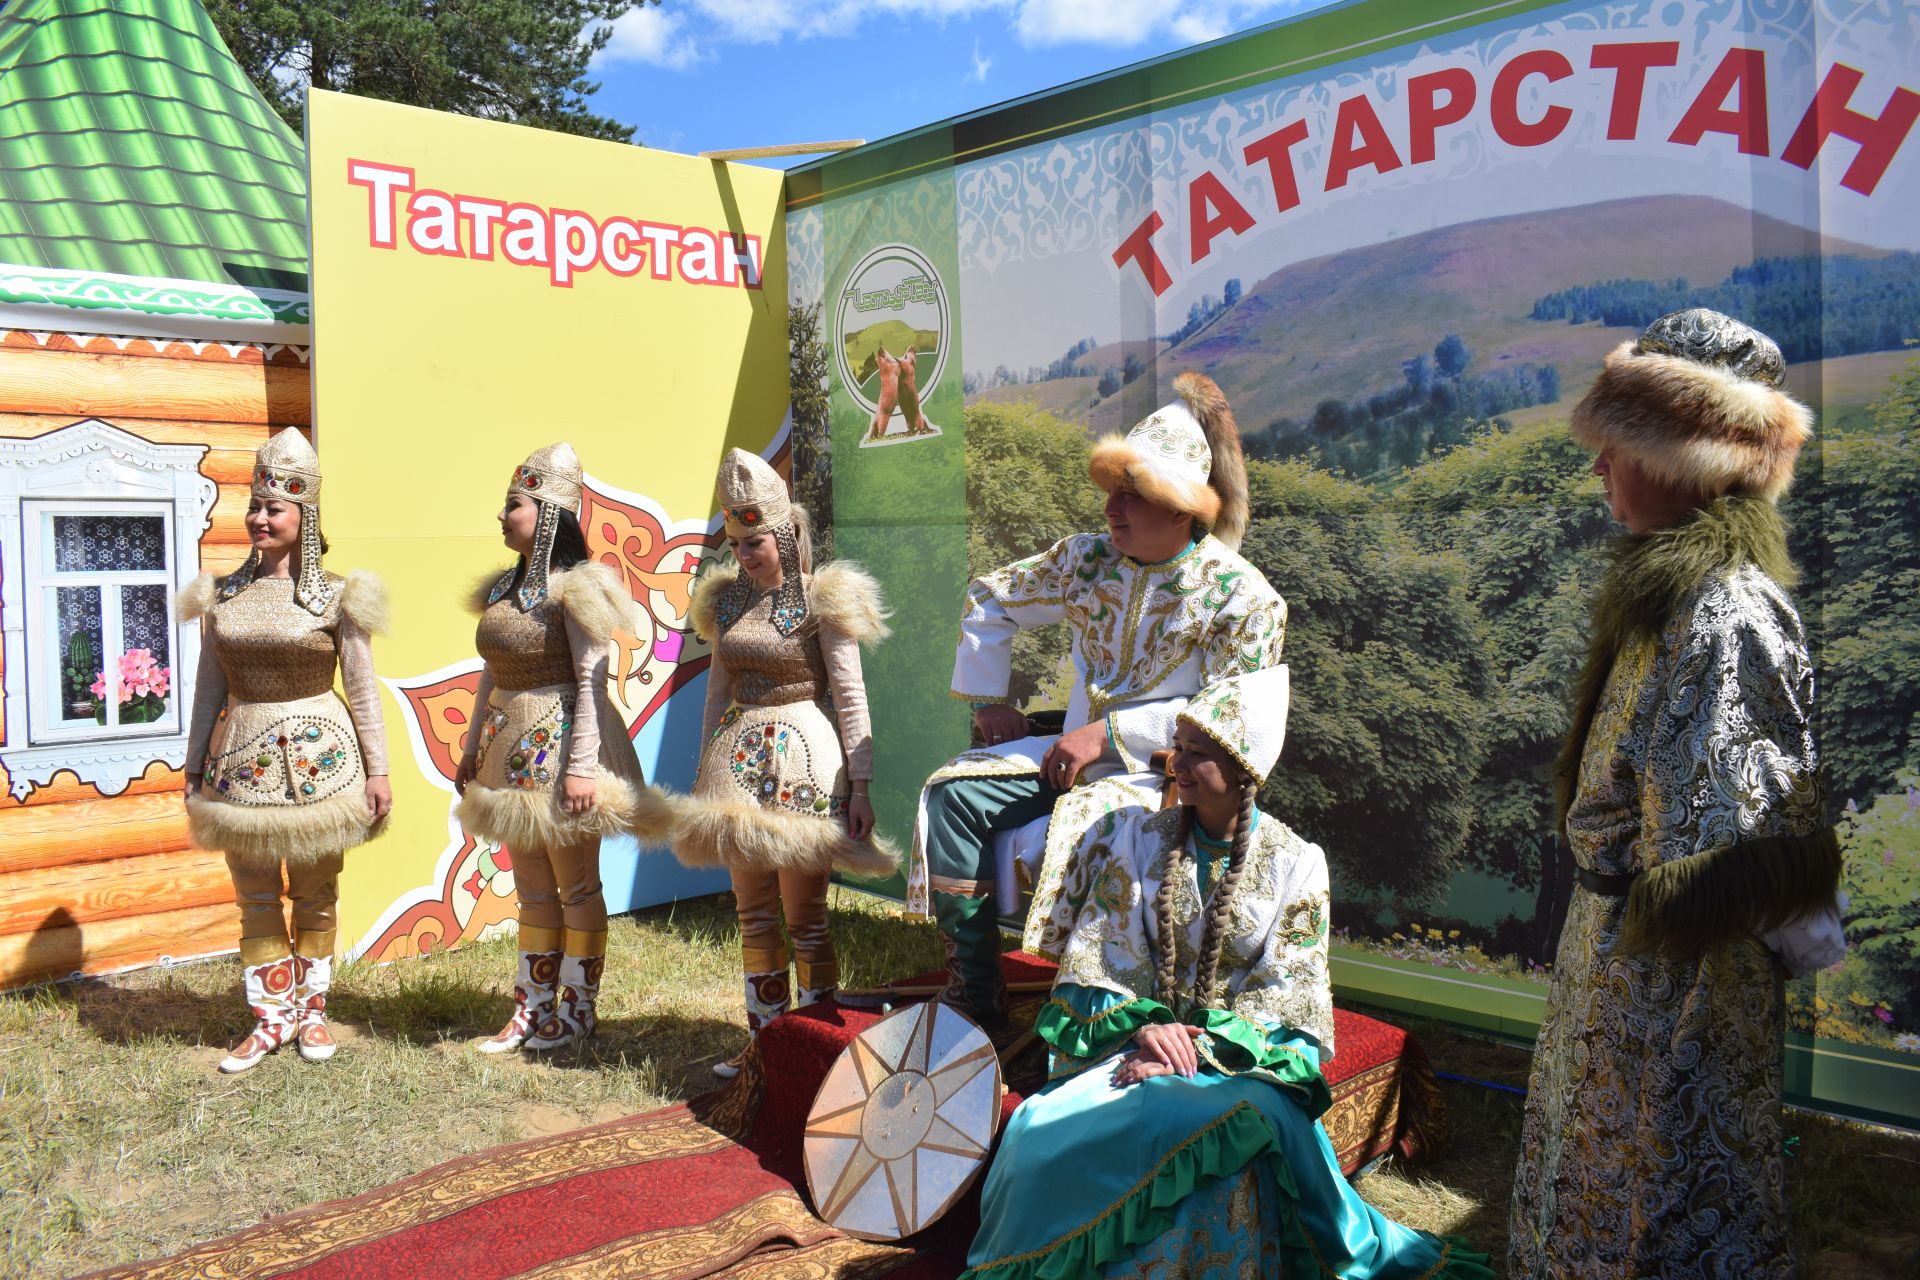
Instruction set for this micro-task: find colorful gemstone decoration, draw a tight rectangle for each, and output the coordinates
[216,718,355,802]
[484,699,569,790]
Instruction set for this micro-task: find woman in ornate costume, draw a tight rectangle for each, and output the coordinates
[182,429,392,1074]
[456,443,672,1053]
[1509,309,1843,1279]
[673,448,896,1076]
[965,666,1489,1280]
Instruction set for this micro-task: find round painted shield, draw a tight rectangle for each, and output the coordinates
[803,1001,1003,1240]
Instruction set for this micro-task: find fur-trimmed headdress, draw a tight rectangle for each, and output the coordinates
[1088,371,1249,550]
[1571,308,1812,504]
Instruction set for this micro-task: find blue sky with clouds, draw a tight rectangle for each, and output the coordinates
[588,0,1331,161]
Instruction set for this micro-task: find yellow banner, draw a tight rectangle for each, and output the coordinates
[306,89,788,960]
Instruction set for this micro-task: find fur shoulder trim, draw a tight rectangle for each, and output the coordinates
[688,566,735,644]
[549,561,637,645]
[1554,497,1795,828]
[1595,496,1795,644]
[177,573,218,623]
[336,570,391,635]
[468,570,508,616]
[808,561,892,645]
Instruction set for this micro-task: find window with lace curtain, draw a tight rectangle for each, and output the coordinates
[0,418,216,801]
[22,504,180,744]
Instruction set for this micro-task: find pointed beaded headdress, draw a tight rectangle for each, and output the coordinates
[1178,665,1291,782]
[488,442,583,611]
[711,448,808,636]
[221,428,334,614]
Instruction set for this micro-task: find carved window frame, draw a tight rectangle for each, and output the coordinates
[0,421,215,800]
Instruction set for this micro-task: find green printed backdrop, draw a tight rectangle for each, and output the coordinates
[790,136,970,875]
[790,0,1920,1125]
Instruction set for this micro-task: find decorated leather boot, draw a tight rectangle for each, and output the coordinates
[713,966,791,1079]
[219,946,298,1074]
[793,955,838,1009]
[478,924,562,1054]
[934,891,1009,1032]
[291,929,339,1063]
[524,928,606,1051]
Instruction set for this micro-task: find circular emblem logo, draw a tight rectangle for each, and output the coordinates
[834,243,949,444]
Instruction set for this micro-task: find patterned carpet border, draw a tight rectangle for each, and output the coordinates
[85,1101,740,1280]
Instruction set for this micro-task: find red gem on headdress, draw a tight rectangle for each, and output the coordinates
[286,478,304,494]
[741,508,759,525]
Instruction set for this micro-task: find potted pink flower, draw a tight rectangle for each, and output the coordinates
[94,648,172,725]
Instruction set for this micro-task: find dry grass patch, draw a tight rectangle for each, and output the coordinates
[5,900,1916,1278]
[0,888,941,1278]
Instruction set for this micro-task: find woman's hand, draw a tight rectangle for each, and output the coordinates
[972,703,1027,748]
[1131,1021,1205,1078]
[847,791,875,841]
[1039,720,1107,791]
[454,757,475,796]
[562,774,596,815]
[364,774,394,821]
[184,771,202,797]
[1110,1051,1176,1088]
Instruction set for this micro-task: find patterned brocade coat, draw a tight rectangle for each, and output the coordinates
[906,531,1287,914]
[1052,804,1335,1069]
[1511,501,1835,1280]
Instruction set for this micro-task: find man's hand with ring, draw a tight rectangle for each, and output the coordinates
[1038,720,1107,790]
[973,703,1027,748]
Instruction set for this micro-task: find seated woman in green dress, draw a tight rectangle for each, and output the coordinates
[963,665,1490,1280]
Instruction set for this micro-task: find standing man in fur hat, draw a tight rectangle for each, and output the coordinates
[1510,309,1845,1279]
[906,372,1287,1030]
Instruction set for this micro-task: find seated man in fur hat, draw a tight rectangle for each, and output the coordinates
[905,372,1287,1029]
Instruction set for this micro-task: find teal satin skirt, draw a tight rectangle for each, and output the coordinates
[963,1021,1490,1280]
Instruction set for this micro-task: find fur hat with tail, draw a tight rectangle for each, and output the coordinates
[1087,371,1249,549]
[1571,308,1812,504]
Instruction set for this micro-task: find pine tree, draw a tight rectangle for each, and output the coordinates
[205,0,647,142]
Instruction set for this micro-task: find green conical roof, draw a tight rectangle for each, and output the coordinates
[0,0,308,288]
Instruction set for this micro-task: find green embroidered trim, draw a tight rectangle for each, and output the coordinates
[963,1101,1275,1278]
[1034,994,1171,1060]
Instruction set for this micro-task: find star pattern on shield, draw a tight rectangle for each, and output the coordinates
[803,1002,1002,1240]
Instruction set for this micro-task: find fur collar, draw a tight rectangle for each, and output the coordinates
[687,560,891,646]
[1554,497,1795,828]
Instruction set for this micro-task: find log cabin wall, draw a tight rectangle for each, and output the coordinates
[0,327,312,988]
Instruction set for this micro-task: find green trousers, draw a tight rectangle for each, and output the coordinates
[925,774,1056,1021]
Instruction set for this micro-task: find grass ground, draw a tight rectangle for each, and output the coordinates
[3,891,1916,1278]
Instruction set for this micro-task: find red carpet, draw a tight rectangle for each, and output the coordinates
[95,954,1448,1279]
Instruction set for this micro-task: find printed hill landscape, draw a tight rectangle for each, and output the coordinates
[970,196,1897,442]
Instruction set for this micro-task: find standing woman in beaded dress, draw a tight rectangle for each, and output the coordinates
[181,429,393,1074]
[671,449,897,1077]
[456,443,673,1053]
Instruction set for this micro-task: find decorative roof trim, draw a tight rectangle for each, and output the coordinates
[0,262,310,342]
[0,327,310,366]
